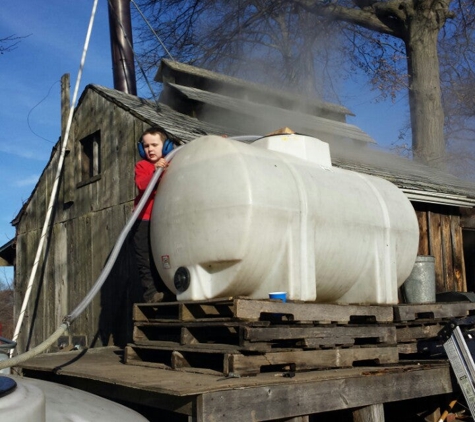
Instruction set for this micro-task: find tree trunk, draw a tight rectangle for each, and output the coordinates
[405,18,446,170]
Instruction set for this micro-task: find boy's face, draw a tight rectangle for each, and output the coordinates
[142,132,165,164]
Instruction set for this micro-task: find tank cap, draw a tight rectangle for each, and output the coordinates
[174,267,191,293]
[0,376,17,398]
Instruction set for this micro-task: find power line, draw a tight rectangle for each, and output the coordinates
[27,80,60,144]
[130,0,175,62]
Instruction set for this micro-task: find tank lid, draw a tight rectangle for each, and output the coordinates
[253,134,332,167]
[0,376,17,398]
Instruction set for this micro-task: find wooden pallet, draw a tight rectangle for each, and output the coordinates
[396,321,445,356]
[127,299,399,375]
[125,343,399,376]
[133,321,397,352]
[133,298,235,322]
[133,298,394,324]
[393,303,475,357]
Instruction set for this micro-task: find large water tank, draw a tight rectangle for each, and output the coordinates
[0,375,148,421]
[151,134,419,304]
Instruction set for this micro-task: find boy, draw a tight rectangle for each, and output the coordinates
[133,127,171,303]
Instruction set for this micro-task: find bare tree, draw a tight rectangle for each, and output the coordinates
[0,34,26,55]
[133,0,473,169]
[133,1,346,97]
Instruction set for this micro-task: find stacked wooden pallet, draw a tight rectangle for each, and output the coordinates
[124,298,399,376]
[394,301,475,357]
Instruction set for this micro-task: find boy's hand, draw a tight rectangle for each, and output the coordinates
[155,158,168,169]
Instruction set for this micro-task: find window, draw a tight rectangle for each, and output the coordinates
[79,131,101,184]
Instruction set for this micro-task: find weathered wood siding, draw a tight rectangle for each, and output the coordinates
[15,90,150,352]
[413,202,466,293]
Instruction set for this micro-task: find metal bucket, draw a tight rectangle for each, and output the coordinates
[401,255,436,303]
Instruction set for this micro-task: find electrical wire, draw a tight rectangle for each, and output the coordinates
[130,0,175,61]
[10,0,100,357]
[27,80,60,144]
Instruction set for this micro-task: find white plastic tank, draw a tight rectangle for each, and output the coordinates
[0,375,148,421]
[151,134,419,304]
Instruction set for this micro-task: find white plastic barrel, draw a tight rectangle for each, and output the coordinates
[151,134,419,304]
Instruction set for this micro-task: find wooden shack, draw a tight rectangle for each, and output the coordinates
[8,60,475,351]
[4,60,475,420]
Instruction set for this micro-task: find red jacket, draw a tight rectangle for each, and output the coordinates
[134,160,158,221]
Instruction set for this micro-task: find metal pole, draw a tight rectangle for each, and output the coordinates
[108,0,137,94]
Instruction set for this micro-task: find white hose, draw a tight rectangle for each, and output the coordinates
[66,147,182,322]
[1,325,69,370]
[0,146,183,371]
[10,0,100,356]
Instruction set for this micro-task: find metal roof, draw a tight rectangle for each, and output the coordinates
[0,239,15,266]
[166,82,376,144]
[87,84,475,207]
[156,59,353,117]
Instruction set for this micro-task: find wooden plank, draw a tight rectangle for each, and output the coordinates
[69,214,93,347]
[417,210,429,255]
[196,365,452,422]
[127,343,399,376]
[441,214,453,291]
[353,404,384,422]
[18,346,451,394]
[428,212,444,292]
[242,325,397,346]
[124,345,224,376]
[61,74,75,205]
[116,111,137,205]
[226,347,399,376]
[451,216,467,292]
[125,343,229,373]
[133,299,235,322]
[125,345,171,369]
[234,299,394,323]
[393,302,475,322]
[396,323,443,342]
[181,301,235,321]
[137,298,393,323]
[133,322,246,346]
[54,223,69,327]
[133,321,394,351]
[397,343,418,354]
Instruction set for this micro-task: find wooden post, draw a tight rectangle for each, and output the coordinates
[352,404,385,422]
[61,73,75,205]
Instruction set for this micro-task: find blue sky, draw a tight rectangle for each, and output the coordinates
[0,0,408,283]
